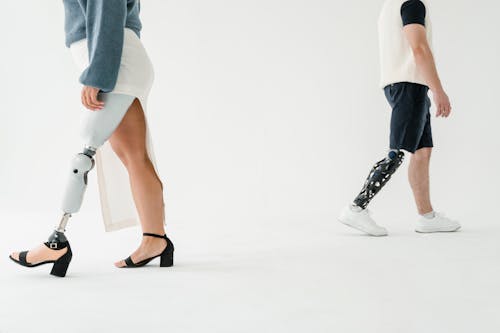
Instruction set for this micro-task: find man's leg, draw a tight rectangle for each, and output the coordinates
[408,147,433,215]
[410,110,460,232]
[353,149,405,209]
[338,83,413,236]
[411,147,461,233]
[338,149,405,236]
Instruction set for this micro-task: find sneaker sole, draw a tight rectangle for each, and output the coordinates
[338,217,388,237]
[415,225,461,233]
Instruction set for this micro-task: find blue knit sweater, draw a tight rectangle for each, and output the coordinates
[63,0,142,92]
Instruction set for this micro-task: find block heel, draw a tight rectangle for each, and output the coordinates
[160,250,174,267]
[121,233,175,268]
[9,241,72,277]
[50,250,72,277]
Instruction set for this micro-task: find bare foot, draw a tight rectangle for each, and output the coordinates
[115,235,167,268]
[10,244,68,265]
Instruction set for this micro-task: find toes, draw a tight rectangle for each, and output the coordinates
[10,252,20,261]
[114,260,126,268]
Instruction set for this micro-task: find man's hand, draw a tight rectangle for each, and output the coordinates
[81,86,104,111]
[432,89,451,118]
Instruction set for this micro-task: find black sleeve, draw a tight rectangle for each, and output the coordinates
[401,0,426,27]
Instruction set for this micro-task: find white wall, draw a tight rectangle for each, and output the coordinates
[0,0,498,231]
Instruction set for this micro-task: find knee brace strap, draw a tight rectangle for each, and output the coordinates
[353,150,404,209]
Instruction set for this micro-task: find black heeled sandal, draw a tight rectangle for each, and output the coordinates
[9,241,73,277]
[122,233,174,268]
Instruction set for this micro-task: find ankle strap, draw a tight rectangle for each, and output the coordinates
[143,232,167,239]
[44,241,69,250]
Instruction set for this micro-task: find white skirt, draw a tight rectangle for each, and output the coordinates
[70,28,162,232]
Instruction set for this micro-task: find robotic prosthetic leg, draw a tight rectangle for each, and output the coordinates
[45,94,136,273]
[47,146,97,247]
[353,150,405,209]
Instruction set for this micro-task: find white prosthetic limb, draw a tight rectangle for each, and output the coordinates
[48,93,136,246]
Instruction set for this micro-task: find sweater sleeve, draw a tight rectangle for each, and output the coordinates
[79,0,127,92]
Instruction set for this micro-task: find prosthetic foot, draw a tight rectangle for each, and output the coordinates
[338,150,404,236]
[9,93,136,277]
[9,229,73,277]
[338,205,388,236]
[9,147,96,277]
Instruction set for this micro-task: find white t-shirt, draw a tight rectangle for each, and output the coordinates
[378,0,432,88]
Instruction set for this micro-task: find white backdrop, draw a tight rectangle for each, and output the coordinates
[0,1,498,227]
[0,1,499,332]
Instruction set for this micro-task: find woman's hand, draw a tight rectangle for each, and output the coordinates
[81,86,105,111]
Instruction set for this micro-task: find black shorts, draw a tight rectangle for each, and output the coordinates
[384,82,433,153]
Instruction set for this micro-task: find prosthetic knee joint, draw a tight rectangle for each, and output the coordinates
[353,150,405,209]
[46,93,135,247]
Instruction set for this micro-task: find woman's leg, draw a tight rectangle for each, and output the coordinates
[108,98,167,267]
[9,93,137,265]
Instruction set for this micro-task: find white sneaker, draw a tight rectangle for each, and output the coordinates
[338,205,388,237]
[415,212,461,233]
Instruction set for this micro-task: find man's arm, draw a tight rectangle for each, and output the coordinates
[403,24,451,117]
[401,0,451,118]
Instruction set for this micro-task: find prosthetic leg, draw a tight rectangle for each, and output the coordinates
[45,94,136,275]
[353,150,405,209]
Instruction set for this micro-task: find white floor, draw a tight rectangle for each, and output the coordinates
[1,211,499,333]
